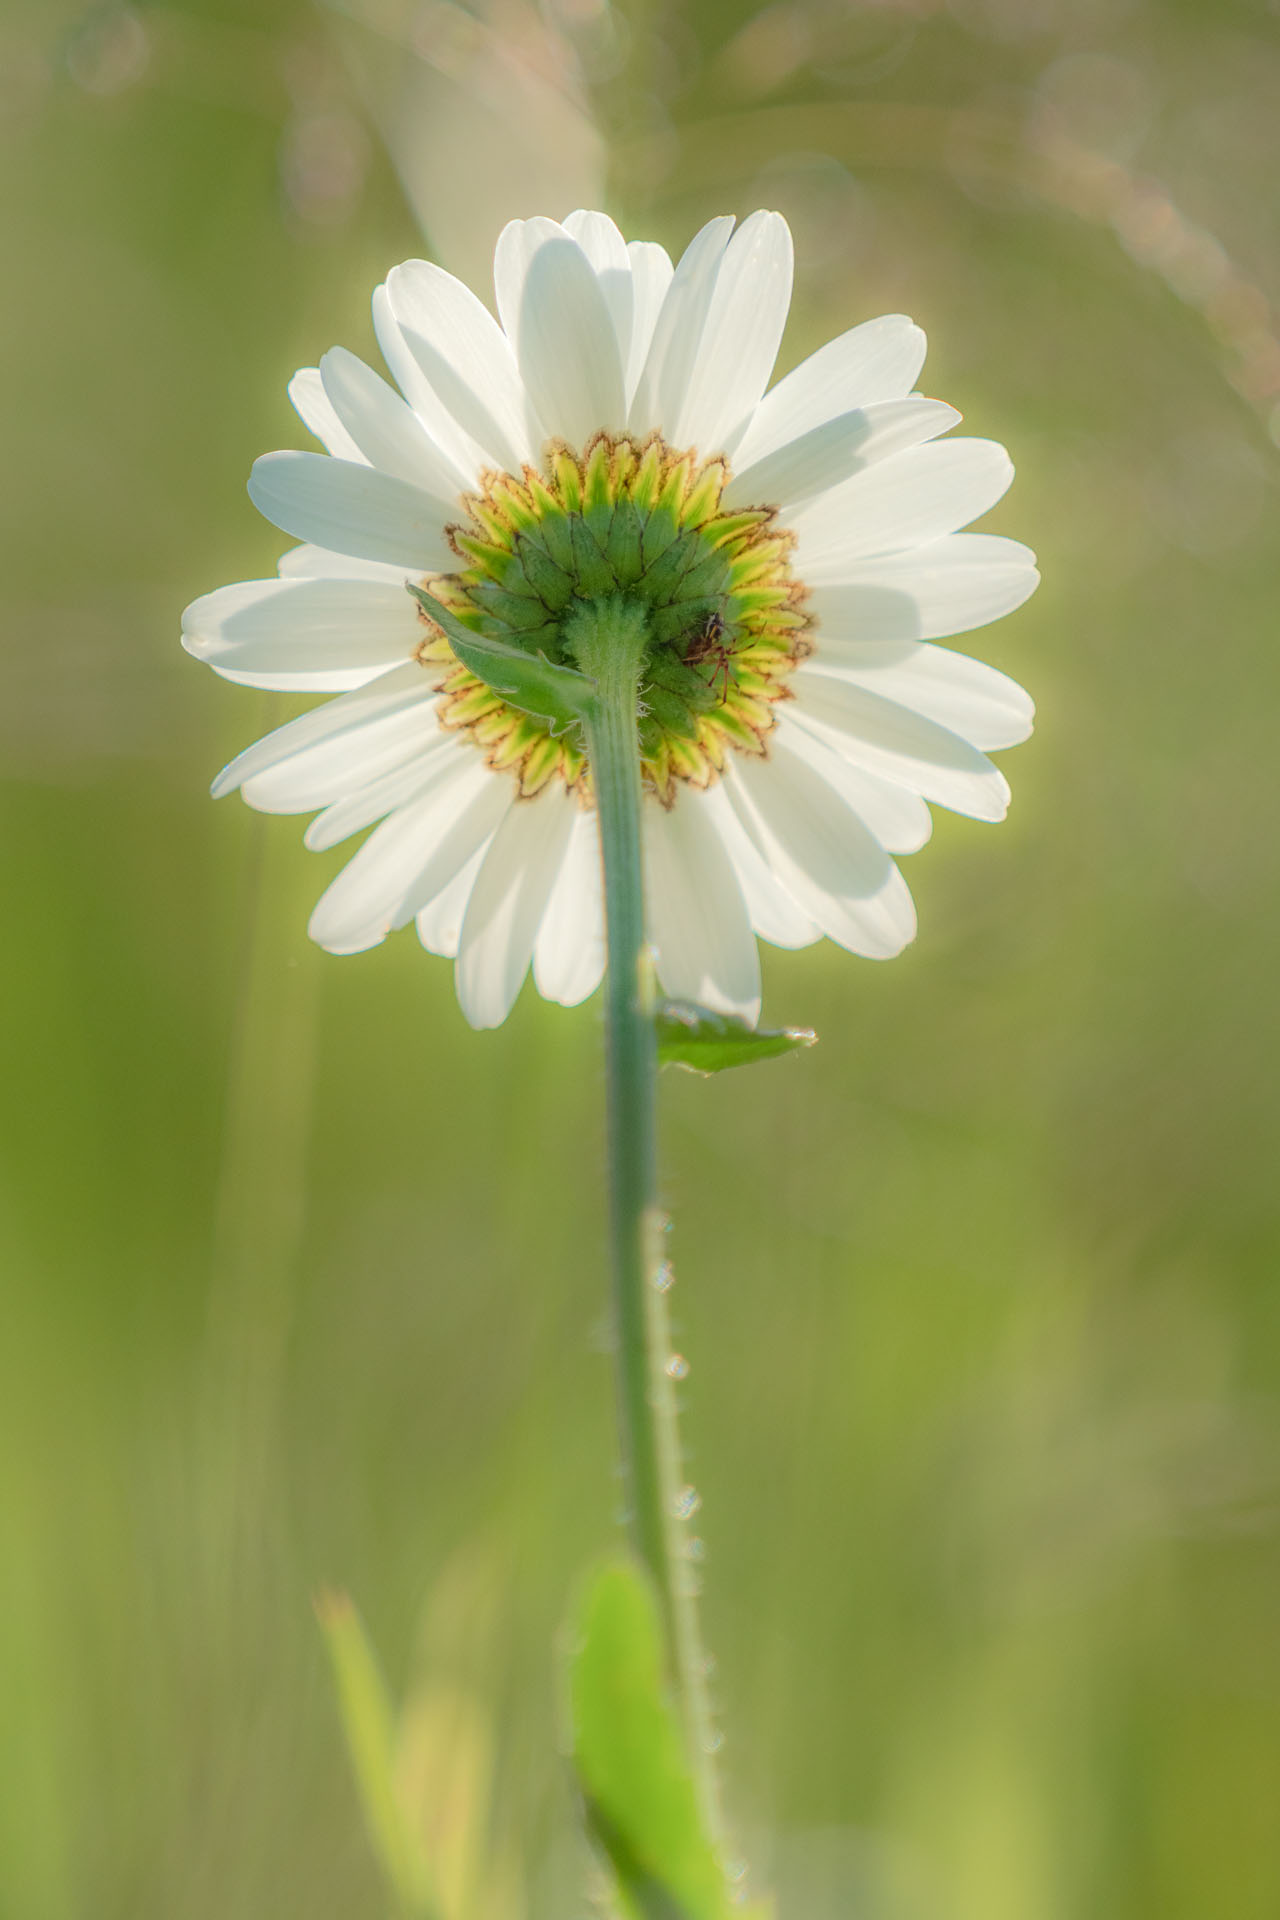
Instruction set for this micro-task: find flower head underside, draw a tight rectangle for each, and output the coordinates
[419,433,808,803]
[182,209,1039,1028]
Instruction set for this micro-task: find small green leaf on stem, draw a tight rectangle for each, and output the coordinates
[656,1001,817,1075]
[568,1558,730,1920]
[314,1588,437,1918]
[407,582,594,734]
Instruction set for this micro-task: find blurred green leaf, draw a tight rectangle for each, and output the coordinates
[656,1001,817,1075]
[407,583,592,733]
[315,1589,438,1919]
[568,1558,729,1920]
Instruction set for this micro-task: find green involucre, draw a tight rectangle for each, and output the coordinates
[408,433,809,801]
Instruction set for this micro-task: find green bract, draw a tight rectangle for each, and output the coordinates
[409,434,809,801]
[406,582,594,736]
[655,1001,818,1074]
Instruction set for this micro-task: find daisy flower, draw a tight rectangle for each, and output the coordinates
[183,210,1037,1029]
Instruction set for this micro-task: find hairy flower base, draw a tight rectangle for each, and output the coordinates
[413,433,810,803]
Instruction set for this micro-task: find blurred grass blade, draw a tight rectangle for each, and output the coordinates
[315,1589,438,1918]
[656,1001,817,1075]
[568,1558,730,1920]
[396,1685,496,1920]
[407,583,593,733]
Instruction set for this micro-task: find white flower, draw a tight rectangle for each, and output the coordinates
[183,210,1037,1030]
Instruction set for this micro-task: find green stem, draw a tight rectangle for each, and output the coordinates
[569,595,723,1848]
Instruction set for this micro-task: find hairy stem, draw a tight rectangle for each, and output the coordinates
[569,595,723,1846]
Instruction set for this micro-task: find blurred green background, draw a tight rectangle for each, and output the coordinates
[3,0,1279,1913]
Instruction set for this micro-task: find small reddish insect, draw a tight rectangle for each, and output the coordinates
[684,611,734,702]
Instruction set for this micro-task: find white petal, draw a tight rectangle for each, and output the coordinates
[277,544,411,585]
[248,451,455,572]
[726,398,959,511]
[731,315,927,468]
[624,240,674,403]
[627,215,735,439]
[645,790,761,1023]
[788,670,1011,821]
[791,439,1015,577]
[306,825,420,955]
[211,662,432,798]
[384,258,536,472]
[563,209,634,372]
[416,843,489,958]
[205,662,374,696]
[319,346,471,497]
[776,712,933,854]
[240,698,445,816]
[672,210,794,455]
[304,733,471,850]
[805,533,1039,642]
[698,781,820,949]
[308,757,504,955]
[494,218,626,447]
[395,767,512,933]
[288,368,366,462]
[182,576,420,692]
[372,283,487,486]
[799,644,1034,752]
[533,804,605,1006]
[456,789,577,1028]
[726,746,917,960]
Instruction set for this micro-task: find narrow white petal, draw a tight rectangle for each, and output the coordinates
[495,218,626,446]
[645,791,761,1023]
[799,644,1034,752]
[673,210,794,455]
[776,712,932,854]
[202,661,375,695]
[563,209,634,372]
[726,746,917,960]
[319,346,471,497]
[304,734,470,850]
[276,544,411,585]
[791,439,1015,577]
[624,240,674,403]
[306,819,421,955]
[731,315,928,468]
[456,790,577,1028]
[210,662,431,798]
[726,398,959,511]
[240,699,444,815]
[562,210,631,264]
[372,283,487,486]
[182,577,419,692]
[248,452,455,571]
[416,843,489,958]
[805,533,1039,642]
[393,766,511,932]
[698,782,820,948]
[384,258,536,472]
[627,215,735,439]
[532,804,605,1006]
[308,757,503,955]
[288,368,366,461]
[788,670,1011,821]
